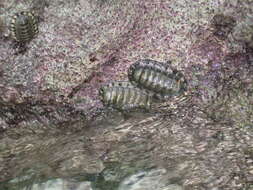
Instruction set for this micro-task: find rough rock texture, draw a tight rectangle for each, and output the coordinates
[0,0,253,189]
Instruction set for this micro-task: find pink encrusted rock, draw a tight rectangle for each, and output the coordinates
[0,0,252,128]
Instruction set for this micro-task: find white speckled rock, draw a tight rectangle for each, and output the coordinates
[118,169,183,190]
[21,179,93,190]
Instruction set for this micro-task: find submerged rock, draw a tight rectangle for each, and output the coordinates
[118,169,183,190]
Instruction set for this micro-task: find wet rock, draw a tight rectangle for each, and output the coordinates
[4,177,93,190]
[118,169,183,190]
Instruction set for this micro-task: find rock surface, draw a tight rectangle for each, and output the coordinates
[0,0,253,189]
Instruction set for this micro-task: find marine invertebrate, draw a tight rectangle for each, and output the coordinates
[128,59,187,100]
[0,16,5,37]
[10,11,38,43]
[99,81,153,111]
[211,14,236,40]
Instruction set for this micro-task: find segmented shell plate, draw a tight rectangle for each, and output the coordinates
[99,81,152,111]
[10,11,38,43]
[128,59,187,100]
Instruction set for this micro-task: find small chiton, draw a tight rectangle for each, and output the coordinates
[99,81,153,111]
[211,14,236,39]
[128,59,187,100]
[10,11,38,43]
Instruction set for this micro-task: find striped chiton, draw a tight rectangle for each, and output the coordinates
[10,11,38,43]
[99,81,153,111]
[128,59,187,100]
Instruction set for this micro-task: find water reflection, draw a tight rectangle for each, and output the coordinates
[1,101,253,189]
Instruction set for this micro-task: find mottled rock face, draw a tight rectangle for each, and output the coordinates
[0,0,253,189]
[0,0,252,127]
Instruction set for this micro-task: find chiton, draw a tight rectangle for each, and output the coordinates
[128,59,187,100]
[99,81,153,111]
[211,14,236,39]
[10,11,38,43]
